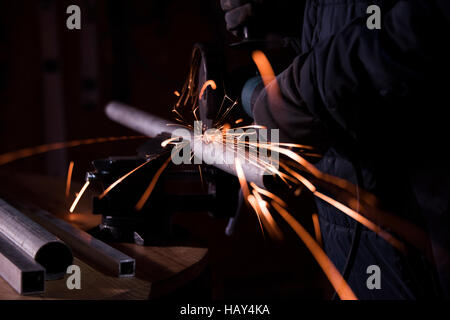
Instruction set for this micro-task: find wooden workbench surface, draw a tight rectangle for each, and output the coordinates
[0,172,208,300]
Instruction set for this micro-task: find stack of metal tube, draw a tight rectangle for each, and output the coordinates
[0,198,73,295]
[0,198,137,295]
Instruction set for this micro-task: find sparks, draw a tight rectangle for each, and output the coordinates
[169,44,440,283]
[199,80,217,100]
[214,119,405,251]
[251,50,281,104]
[247,195,268,238]
[250,182,287,208]
[98,160,150,200]
[315,191,405,251]
[272,201,358,300]
[69,181,90,213]
[278,162,404,250]
[251,189,284,241]
[312,213,323,247]
[135,157,172,211]
[0,136,146,167]
[235,157,250,199]
[161,136,183,148]
[65,161,74,198]
[252,50,276,87]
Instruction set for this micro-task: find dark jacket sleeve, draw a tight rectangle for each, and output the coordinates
[253,54,331,147]
[254,0,450,147]
[299,0,450,138]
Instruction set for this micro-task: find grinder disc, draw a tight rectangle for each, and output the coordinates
[192,43,224,130]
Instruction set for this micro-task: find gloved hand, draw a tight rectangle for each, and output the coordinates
[220,0,305,38]
[220,0,261,37]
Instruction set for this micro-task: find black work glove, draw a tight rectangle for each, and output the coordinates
[220,0,260,37]
[220,0,305,39]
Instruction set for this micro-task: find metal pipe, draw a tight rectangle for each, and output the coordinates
[26,209,135,278]
[105,102,179,138]
[0,233,45,295]
[0,199,73,280]
[105,102,266,187]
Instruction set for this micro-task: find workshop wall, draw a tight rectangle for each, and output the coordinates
[0,0,228,179]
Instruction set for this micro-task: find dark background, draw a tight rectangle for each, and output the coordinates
[0,0,326,300]
[0,0,232,179]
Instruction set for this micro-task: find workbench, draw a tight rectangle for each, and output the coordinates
[0,172,208,300]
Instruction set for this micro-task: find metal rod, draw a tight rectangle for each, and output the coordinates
[105,102,178,138]
[0,233,45,295]
[105,102,266,187]
[0,199,73,280]
[26,209,135,278]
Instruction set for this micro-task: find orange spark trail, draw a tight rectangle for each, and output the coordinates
[280,162,404,250]
[281,162,404,250]
[161,137,183,148]
[280,162,317,192]
[265,142,314,150]
[69,181,90,213]
[0,136,146,167]
[135,157,172,211]
[221,123,231,132]
[198,165,205,187]
[250,182,287,208]
[272,202,358,300]
[199,80,217,99]
[235,157,250,199]
[271,146,322,177]
[214,94,234,125]
[214,99,239,128]
[66,161,74,198]
[252,50,276,87]
[252,190,283,241]
[312,213,323,247]
[315,191,405,251]
[172,108,185,121]
[99,160,150,200]
[252,50,281,107]
[247,195,267,239]
[235,158,267,237]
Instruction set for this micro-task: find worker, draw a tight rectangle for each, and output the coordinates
[221,0,450,299]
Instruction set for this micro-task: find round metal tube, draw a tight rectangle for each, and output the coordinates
[105,102,266,187]
[0,199,73,280]
[105,102,179,138]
